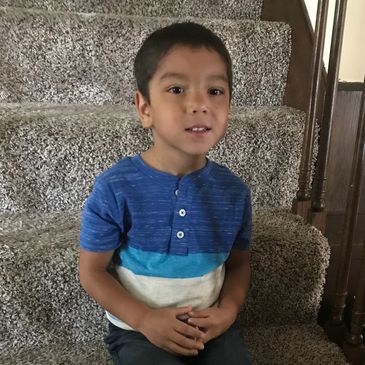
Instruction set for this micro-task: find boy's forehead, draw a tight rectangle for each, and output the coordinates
[153,45,229,82]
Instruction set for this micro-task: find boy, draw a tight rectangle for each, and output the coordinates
[79,22,252,364]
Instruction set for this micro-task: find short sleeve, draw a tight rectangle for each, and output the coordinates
[232,189,252,251]
[80,177,123,252]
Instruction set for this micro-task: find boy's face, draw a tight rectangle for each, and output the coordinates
[135,45,230,161]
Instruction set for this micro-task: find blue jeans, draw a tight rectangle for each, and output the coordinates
[104,321,252,365]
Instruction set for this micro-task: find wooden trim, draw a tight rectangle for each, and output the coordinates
[338,82,364,91]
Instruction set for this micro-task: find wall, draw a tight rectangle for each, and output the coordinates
[340,0,365,81]
[304,0,365,82]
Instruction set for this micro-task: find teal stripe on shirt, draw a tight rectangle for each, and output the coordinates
[118,246,229,278]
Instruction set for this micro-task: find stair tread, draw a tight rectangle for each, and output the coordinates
[0,101,303,118]
[0,0,263,20]
[0,324,348,365]
[0,102,306,211]
[0,209,330,333]
[245,323,349,365]
[0,7,291,106]
[0,206,297,238]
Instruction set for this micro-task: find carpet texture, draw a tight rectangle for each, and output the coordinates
[0,6,290,106]
[0,103,305,213]
[0,325,348,365]
[0,209,334,351]
[0,0,264,20]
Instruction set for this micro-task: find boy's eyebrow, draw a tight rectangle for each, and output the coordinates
[158,72,228,84]
[159,72,187,82]
[207,74,229,84]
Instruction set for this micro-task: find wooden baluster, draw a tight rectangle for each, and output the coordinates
[308,0,348,232]
[293,0,329,220]
[325,79,365,349]
[343,242,365,364]
[342,78,365,364]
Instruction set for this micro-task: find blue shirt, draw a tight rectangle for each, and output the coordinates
[80,155,252,330]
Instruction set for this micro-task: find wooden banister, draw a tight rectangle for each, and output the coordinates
[293,0,329,219]
[308,0,348,232]
[325,80,365,352]
[343,244,365,364]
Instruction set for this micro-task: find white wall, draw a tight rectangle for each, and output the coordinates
[340,0,365,82]
[303,0,365,82]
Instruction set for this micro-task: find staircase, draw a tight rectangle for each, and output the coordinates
[0,1,350,364]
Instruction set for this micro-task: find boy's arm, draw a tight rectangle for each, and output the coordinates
[79,249,149,329]
[187,249,251,342]
[78,248,206,355]
[218,248,251,319]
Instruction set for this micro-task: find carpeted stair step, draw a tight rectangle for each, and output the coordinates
[0,209,332,352]
[0,6,291,106]
[245,324,349,365]
[0,324,350,365]
[0,340,112,365]
[0,102,307,213]
[0,0,263,20]
[1,209,345,364]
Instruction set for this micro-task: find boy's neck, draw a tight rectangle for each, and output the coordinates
[141,148,207,177]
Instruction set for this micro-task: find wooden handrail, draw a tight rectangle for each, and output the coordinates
[308,0,348,232]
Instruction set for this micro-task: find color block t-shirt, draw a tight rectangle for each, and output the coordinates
[80,155,252,330]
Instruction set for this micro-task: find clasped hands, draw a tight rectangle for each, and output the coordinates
[139,305,236,357]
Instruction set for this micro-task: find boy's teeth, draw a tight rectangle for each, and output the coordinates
[191,127,206,131]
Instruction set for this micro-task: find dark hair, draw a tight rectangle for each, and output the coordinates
[134,22,232,104]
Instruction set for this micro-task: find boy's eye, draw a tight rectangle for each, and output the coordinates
[208,88,224,96]
[168,86,184,94]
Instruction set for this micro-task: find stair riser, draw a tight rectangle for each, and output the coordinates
[0,105,305,214]
[0,0,263,20]
[0,8,291,106]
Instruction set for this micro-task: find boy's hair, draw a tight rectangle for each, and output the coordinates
[134,22,233,104]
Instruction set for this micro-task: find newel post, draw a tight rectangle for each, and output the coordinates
[341,78,365,364]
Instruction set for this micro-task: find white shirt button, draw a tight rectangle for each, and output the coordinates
[175,189,179,196]
[179,209,186,217]
[176,231,184,239]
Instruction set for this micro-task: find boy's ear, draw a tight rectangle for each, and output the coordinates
[135,90,153,128]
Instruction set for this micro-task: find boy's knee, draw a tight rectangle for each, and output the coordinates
[113,342,186,365]
[200,327,252,365]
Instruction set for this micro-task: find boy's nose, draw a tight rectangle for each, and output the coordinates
[187,93,208,114]
[191,105,208,114]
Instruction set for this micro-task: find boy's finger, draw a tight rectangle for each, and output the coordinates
[187,310,210,318]
[172,330,205,351]
[175,321,206,340]
[166,341,199,357]
[187,317,210,328]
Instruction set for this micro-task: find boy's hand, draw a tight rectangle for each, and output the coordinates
[186,307,236,343]
[138,305,206,356]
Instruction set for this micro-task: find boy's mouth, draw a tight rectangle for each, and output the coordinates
[185,126,211,133]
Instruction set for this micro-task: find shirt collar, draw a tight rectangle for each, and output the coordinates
[131,155,213,185]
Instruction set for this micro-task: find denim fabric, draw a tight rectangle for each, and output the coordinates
[104,321,252,365]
